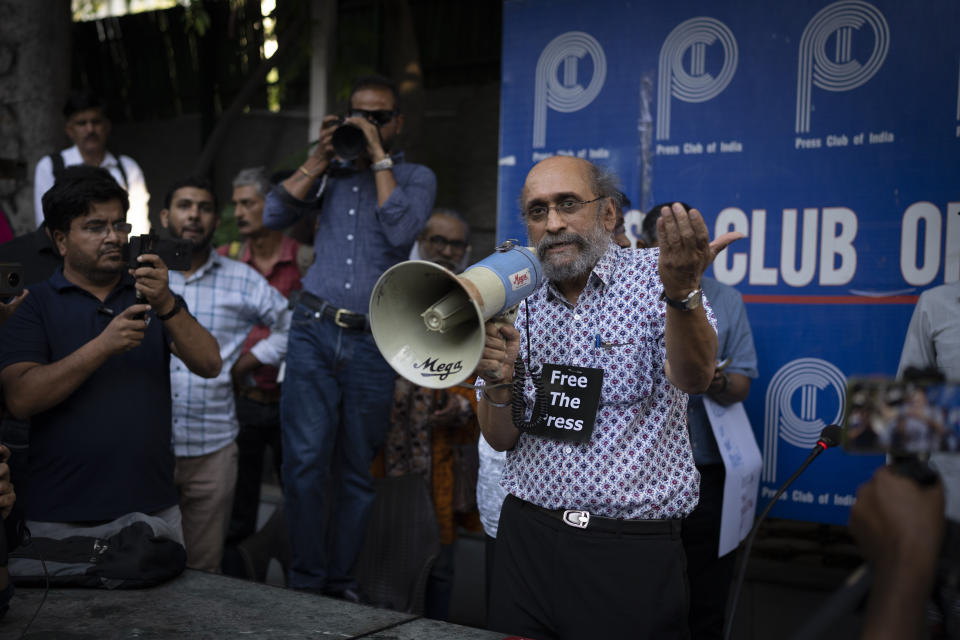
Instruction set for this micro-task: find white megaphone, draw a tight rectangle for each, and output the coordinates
[369,240,543,389]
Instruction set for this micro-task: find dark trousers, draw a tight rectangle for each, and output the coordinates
[681,464,737,640]
[225,395,283,547]
[489,495,690,640]
[484,533,496,624]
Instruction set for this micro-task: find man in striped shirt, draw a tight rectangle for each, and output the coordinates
[161,176,292,573]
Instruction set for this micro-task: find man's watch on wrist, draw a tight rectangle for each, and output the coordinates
[659,288,703,311]
[371,157,393,172]
[157,295,185,321]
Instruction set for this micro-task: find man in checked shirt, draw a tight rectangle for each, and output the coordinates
[477,156,741,639]
[161,177,291,573]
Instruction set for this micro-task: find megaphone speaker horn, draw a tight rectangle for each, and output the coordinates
[369,241,542,389]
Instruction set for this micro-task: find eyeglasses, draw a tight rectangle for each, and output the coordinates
[425,235,468,252]
[347,109,398,127]
[81,221,133,237]
[524,196,606,222]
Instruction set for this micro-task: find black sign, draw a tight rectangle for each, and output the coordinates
[527,363,603,443]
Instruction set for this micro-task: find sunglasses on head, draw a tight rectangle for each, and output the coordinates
[347,109,398,127]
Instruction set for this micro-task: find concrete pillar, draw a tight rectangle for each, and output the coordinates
[308,0,336,144]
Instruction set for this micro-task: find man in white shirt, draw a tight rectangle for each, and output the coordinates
[33,90,150,235]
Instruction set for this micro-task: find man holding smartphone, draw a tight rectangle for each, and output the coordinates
[0,166,220,546]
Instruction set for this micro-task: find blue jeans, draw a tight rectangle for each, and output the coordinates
[280,303,397,590]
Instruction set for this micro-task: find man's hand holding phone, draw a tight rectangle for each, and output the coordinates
[97,304,152,355]
[130,254,177,317]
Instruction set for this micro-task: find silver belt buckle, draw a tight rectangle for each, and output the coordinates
[562,509,590,529]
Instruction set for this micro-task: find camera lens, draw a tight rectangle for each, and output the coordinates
[7,272,19,288]
[332,123,366,161]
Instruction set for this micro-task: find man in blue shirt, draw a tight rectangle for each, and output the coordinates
[0,166,220,537]
[644,203,759,640]
[263,75,436,599]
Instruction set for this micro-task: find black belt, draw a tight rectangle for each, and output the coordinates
[297,291,369,331]
[239,386,282,404]
[513,495,681,536]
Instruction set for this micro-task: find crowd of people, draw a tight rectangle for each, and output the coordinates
[0,73,953,639]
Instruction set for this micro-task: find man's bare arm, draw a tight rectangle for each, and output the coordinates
[1,304,151,418]
[344,115,398,207]
[706,371,751,406]
[282,115,338,200]
[476,322,522,451]
[664,304,718,394]
[659,203,742,393]
[850,467,944,640]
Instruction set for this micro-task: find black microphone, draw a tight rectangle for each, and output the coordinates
[817,424,842,449]
[722,425,842,640]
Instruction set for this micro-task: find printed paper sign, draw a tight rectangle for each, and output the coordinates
[704,398,762,557]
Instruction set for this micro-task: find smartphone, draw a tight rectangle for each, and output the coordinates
[842,377,960,455]
[0,263,23,299]
[124,234,192,272]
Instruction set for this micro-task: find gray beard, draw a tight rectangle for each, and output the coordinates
[536,220,611,283]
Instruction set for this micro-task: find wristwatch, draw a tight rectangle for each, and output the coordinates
[157,295,185,321]
[659,288,703,311]
[371,157,394,172]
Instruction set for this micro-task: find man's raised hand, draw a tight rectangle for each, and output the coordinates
[657,202,743,297]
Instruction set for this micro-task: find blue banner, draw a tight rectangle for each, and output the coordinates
[498,0,960,524]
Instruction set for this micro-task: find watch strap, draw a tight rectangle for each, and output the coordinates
[659,288,702,311]
[157,295,185,321]
[371,157,394,172]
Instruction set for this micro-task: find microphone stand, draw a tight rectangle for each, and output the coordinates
[723,427,841,640]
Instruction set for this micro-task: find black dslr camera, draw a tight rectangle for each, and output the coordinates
[331,118,367,162]
[328,109,395,175]
[326,117,367,176]
[123,233,192,272]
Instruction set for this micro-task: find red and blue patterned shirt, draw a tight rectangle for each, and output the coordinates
[501,244,716,520]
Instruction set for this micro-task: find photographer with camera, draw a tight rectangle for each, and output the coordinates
[263,74,435,600]
[0,166,220,575]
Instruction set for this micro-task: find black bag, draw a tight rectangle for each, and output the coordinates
[10,512,186,589]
